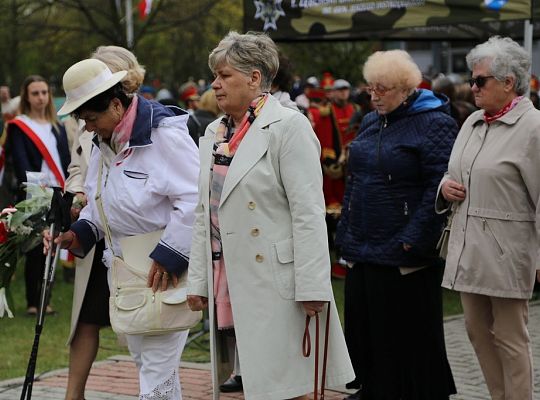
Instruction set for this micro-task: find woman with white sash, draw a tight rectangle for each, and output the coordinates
[7,75,70,315]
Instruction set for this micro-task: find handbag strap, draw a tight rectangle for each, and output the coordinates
[95,156,116,257]
[446,202,457,226]
[302,302,331,399]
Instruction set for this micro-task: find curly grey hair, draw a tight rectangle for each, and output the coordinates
[208,31,279,91]
[466,36,530,95]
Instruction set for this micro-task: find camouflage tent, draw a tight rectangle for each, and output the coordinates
[243,0,539,41]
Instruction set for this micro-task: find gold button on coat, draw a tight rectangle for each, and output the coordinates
[248,201,256,210]
[251,228,260,237]
[255,254,264,263]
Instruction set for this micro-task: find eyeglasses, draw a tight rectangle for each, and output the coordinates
[468,75,495,88]
[366,85,395,97]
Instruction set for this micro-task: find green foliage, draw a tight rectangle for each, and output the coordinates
[279,41,376,85]
[0,0,374,97]
[0,0,243,94]
[136,0,244,89]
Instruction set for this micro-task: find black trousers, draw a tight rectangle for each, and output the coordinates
[344,263,456,400]
[78,240,110,326]
[25,244,49,309]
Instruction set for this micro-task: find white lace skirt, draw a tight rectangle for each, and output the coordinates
[126,330,189,399]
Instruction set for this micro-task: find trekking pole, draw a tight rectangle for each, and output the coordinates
[20,188,73,400]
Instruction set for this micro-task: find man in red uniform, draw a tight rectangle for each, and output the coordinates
[314,78,357,278]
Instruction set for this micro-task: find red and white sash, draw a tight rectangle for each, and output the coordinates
[9,118,65,188]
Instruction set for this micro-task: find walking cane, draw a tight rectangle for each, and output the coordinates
[20,188,73,400]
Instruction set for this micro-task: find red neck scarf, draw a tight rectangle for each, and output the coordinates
[484,96,523,124]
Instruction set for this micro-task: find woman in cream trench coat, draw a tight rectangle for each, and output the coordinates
[190,96,354,399]
[436,36,540,400]
[66,129,95,346]
[187,32,354,400]
[437,97,540,298]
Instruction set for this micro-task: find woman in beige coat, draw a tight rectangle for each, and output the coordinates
[437,36,540,400]
[187,31,354,400]
[63,46,145,400]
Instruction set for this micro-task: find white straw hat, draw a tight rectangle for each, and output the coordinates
[57,59,127,116]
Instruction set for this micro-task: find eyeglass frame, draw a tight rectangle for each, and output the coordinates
[468,75,496,88]
[366,84,395,97]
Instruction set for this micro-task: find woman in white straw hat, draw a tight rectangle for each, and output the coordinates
[62,46,147,400]
[45,58,200,399]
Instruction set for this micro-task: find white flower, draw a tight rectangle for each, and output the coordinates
[0,287,14,318]
[1,207,17,216]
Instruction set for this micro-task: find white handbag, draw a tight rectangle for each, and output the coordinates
[96,158,202,335]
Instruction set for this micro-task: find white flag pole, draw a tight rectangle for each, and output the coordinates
[524,19,533,97]
[126,0,134,49]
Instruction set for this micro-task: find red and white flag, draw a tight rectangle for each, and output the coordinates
[138,0,152,20]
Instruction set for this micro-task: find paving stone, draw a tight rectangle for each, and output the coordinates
[1,302,539,399]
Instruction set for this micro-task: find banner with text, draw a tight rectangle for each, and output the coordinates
[243,0,533,41]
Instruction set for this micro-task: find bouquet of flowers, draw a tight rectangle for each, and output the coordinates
[0,184,52,318]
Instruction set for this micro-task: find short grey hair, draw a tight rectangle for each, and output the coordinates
[208,31,279,91]
[466,36,530,95]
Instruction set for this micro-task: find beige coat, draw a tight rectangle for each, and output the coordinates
[65,129,95,344]
[188,95,354,400]
[436,98,540,299]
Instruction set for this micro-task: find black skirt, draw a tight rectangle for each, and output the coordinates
[78,240,110,327]
[344,262,456,400]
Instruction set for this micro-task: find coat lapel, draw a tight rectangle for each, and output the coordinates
[198,135,215,206]
[219,96,283,208]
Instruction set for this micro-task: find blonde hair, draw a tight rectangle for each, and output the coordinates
[363,50,422,91]
[198,89,221,116]
[208,31,279,91]
[91,45,145,94]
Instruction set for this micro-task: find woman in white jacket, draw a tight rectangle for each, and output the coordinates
[63,46,147,400]
[47,58,199,399]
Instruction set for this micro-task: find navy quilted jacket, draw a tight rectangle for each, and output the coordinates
[335,89,457,267]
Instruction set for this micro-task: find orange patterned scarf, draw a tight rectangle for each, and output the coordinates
[209,93,268,330]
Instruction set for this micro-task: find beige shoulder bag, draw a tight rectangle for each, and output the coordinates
[436,204,456,260]
[95,157,202,335]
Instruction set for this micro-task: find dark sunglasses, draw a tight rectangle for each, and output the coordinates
[468,75,495,88]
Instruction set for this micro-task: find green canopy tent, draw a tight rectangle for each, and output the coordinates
[244,1,537,87]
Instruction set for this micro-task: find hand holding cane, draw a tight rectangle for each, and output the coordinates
[20,188,74,400]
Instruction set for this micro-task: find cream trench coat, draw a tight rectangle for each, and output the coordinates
[436,98,540,299]
[65,129,95,344]
[188,95,354,400]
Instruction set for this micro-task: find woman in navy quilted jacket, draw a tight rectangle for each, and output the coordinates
[336,50,457,400]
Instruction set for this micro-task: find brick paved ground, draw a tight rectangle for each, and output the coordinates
[1,302,538,400]
[0,358,348,399]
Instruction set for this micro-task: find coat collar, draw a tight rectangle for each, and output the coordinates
[205,94,283,136]
[470,97,534,127]
[92,95,177,148]
[201,95,284,207]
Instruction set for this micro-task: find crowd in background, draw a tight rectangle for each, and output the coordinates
[1,34,540,400]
